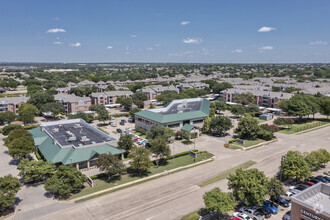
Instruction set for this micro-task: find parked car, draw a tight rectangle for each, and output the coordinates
[110,122,116,127]
[262,201,278,214]
[285,188,300,197]
[232,218,241,220]
[110,116,115,120]
[128,118,134,123]
[239,207,264,220]
[137,139,146,145]
[314,175,329,183]
[290,184,309,191]
[120,121,125,125]
[323,170,330,176]
[307,178,322,184]
[303,181,315,186]
[271,196,290,208]
[116,128,122,133]
[251,206,271,219]
[232,212,252,220]
[322,176,330,182]
[121,119,127,123]
[125,127,131,131]
[282,210,291,220]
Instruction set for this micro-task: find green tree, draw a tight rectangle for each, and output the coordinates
[215,100,227,111]
[44,165,87,199]
[209,116,233,136]
[228,168,269,206]
[155,90,181,105]
[281,151,311,181]
[268,177,285,202]
[129,107,140,120]
[117,134,133,153]
[150,137,171,167]
[235,116,261,140]
[128,147,152,175]
[230,105,246,117]
[286,94,312,119]
[17,103,38,124]
[7,136,34,159]
[273,117,294,128]
[116,97,133,110]
[17,158,56,183]
[27,85,43,96]
[246,104,261,116]
[0,111,16,125]
[2,124,22,135]
[5,128,32,144]
[203,187,237,214]
[68,112,94,123]
[97,154,125,180]
[203,117,212,133]
[0,175,22,212]
[320,99,330,119]
[105,84,116,91]
[27,91,55,110]
[233,92,255,105]
[146,125,173,141]
[132,92,148,103]
[40,102,65,116]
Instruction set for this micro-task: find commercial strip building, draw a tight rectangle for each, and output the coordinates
[134,98,210,132]
[29,119,123,170]
[0,96,28,112]
[220,88,293,108]
[54,94,92,113]
[290,182,330,220]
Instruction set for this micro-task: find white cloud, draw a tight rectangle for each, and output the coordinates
[46,28,66,33]
[231,49,243,53]
[257,27,276,32]
[69,42,81,47]
[202,48,210,55]
[310,41,328,45]
[153,44,160,47]
[181,21,190,26]
[52,41,63,45]
[182,38,203,44]
[107,45,113,49]
[130,35,137,38]
[56,37,60,40]
[52,17,60,21]
[258,46,274,51]
[147,47,153,51]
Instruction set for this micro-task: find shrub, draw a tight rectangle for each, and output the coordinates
[260,124,280,133]
[164,150,198,160]
[2,124,22,135]
[229,139,238,143]
[224,143,230,148]
[258,129,273,141]
[110,113,129,117]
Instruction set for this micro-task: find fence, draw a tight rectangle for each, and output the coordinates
[289,121,328,132]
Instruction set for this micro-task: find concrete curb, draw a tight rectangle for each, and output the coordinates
[71,156,215,202]
[232,139,278,151]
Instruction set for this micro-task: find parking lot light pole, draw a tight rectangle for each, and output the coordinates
[280,155,286,182]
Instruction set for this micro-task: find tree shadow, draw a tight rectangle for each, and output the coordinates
[44,191,54,198]
[9,158,20,165]
[15,197,23,206]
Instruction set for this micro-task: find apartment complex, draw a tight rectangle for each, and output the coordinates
[0,96,28,112]
[136,85,179,100]
[90,91,133,105]
[135,98,210,131]
[220,88,293,108]
[54,94,91,113]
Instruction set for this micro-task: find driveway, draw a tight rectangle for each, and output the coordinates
[0,134,19,177]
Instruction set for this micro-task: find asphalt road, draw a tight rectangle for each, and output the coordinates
[12,126,330,220]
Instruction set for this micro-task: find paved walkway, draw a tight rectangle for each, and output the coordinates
[27,126,330,220]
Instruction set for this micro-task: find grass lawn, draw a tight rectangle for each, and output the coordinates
[255,117,267,124]
[229,146,241,150]
[198,160,256,187]
[130,130,147,138]
[181,211,200,220]
[70,152,213,200]
[279,120,329,134]
[233,139,265,148]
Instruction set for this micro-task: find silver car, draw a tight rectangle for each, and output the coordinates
[239,207,265,220]
[282,210,290,220]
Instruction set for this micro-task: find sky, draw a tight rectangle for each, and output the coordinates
[0,0,329,63]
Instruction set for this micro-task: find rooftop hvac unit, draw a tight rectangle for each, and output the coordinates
[177,104,183,113]
[52,128,59,132]
[73,123,82,128]
[81,136,89,142]
[182,100,188,108]
[68,135,76,141]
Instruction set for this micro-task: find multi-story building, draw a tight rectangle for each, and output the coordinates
[29,119,123,170]
[136,85,179,100]
[220,88,292,108]
[290,182,329,220]
[90,91,133,105]
[134,98,210,132]
[54,94,91,113]
[177,82,209,92]
[0,96,28,112]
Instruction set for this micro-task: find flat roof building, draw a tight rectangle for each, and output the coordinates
[134,98,210,132]
[29,119,123,170]
[290,182,330,220]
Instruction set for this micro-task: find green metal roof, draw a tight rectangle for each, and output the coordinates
[135,98,210,124]
[29,127,123,165]
[181,123,195,132]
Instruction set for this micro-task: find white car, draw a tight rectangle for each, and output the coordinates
[125,127,131,131]
[285,188,300,197]
[232,212,252,220]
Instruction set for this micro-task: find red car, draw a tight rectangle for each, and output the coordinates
[232,218,241,220]
[304,181,315,186]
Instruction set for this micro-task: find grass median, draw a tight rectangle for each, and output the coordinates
[70,152,214,200]
[279,119,329,134]
[198,160,256,187]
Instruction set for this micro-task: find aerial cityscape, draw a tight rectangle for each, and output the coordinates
[0,1,329,220]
